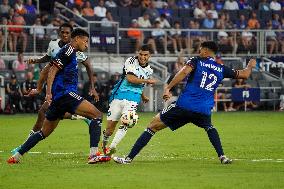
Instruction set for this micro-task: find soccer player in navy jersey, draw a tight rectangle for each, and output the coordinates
[113,41,256,164]
[7,28,107,164]
[10,23,103,162]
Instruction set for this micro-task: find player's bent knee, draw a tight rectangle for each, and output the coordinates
[148,114,166,132]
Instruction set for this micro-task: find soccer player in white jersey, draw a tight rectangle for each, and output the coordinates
[11,23,108,163]
[97,45,157,160]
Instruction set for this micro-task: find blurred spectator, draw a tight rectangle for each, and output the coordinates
[74,0,84,8]
[241,28,254,51]
[235,14,247,29]
[155,14,171,28]
[266,21,278,54]
[238,0,252,10]
[14,0,27,15]
[137,12,152,28]
[82,1,94,17]
[223,0,239,10]
[280,94,284,111]
[40,13,50,26]
[142,0,151,8]
[106,72,120,98]
[145,1,160,22]
[177,0,190,9]
[72,7,82,16]
[131,0,141,8]
[46,17,60,40]
[173,54,184,73]
[0,18,8,52]
[127,19,143,53]
[202,13,215,29]
[21,71,37,112]
[258,0,270,11]
[101,11,115,27]
[30,17,46,52]
[215,0,224,11]
[155,0,164,9]
[8,11,27,52]
[158,2,172,17]
[224,13,234,29]
[119,0,132,7]
[272,13,281,29]
[169,21,183,54]
[278,18,284,53]
[25,0,37,14]
[216,13,227,29]
[270,0,282,11]
[248,12,260,29]
[206,2,218,19]
[105,0,117,8]
[5,74,23,113]
[224,0,239,10]
[12,51,27,71]
[0,0,11,14]
[186,20,206,54]
[94,0,107,19]
[193,1,206,19]
[167,0,178,9]
[217,29,234,54]
[149,21,168,54]
[0,55,5,69]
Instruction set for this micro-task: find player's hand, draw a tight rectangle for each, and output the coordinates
[89,88,99,102]
[25,58,37,64]
[142,95,149,103]
[146,79,157,85]
[247,59,256,68]
[162,88,172,101]
[24,88,40,97]
[45,93,52,105]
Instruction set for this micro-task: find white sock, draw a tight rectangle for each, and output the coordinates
[109,125,128,149]
[90,147,98,156]
[14,152,22,161]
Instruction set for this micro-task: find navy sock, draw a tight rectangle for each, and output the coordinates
[127,128,155,160]
[89,119,102,148]
[18,131,45,155]
[206,127,224,157]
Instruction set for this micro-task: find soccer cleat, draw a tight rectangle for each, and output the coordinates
[113,157,132,164]
[11,145,22,155]
[219,155,233,164]
[7,156,20,164]
[103,147,116,157]
[88,151,102,160]
[88,155,111,164]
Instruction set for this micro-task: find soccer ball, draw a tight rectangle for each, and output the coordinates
[120,111,139,128]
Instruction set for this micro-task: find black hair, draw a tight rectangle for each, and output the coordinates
[71,28,89,38]
[201,41,218,54]
[140,44,151,52]
[59,23,73,32]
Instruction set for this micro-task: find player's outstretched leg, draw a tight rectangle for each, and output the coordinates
[107,125,128,156]
[206,126,232,164]
[74,100,110,163]
[113,114,166,164]
[102,120,119,156]
[7,119,60,164]
[11,101,49,155]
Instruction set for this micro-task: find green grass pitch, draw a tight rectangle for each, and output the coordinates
[0,112,284,189]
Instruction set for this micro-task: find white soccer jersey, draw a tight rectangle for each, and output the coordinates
[46,39,88,63]
[109,56,153,103]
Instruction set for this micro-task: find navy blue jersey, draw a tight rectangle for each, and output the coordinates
[50,44,78,101]
[176,56,237,115]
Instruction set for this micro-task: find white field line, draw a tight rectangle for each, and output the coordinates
[1,150,283,162]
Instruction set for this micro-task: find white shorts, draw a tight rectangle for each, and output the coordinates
[107,99,138,121]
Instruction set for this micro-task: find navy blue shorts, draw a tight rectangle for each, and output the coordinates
[160,104,212,131]
[46,92,84,121]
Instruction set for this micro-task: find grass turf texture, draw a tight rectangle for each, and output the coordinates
[0,112,284,189]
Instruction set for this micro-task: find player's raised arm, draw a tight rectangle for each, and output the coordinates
[126,74,156,85]
[236,59,256,79]
[26,54,52,65]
